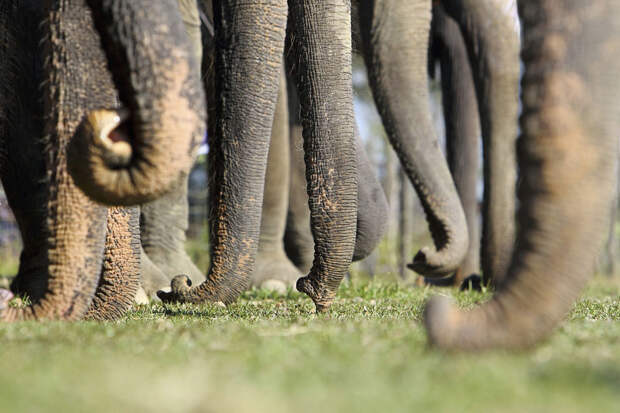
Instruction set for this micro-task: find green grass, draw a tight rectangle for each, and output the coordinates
[0,277,618,413]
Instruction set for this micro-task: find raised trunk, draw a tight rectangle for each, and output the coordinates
[441,0,520,286]
[287,0,358,311]
[359,0,469,278]
[67,0,205,206]
[158,0,288,304]
[432,3,481,284]
[425,0,620,350]
[1,0,111,321]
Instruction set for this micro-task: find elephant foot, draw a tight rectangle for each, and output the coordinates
[141,249,173,298]
[134,287,150,305]
[0,289,13,311]
[296,276,335,313]
[250,249,301,293]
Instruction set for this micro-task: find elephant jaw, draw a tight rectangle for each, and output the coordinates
[84,108,133,168]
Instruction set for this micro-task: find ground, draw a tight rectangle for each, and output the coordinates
[0,275,618,412]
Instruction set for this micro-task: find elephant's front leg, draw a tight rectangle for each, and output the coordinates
[289,0,358,311]
[158,0,288,304]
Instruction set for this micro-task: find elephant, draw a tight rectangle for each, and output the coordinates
[158,0,361,311]
[282,0,519,289]
[425,0,620,350]
[160,0,522,311]
[0,0,205,319]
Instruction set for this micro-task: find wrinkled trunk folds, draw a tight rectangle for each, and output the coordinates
[289,0,358,312]
[359,0,469,278]
[425,0,620,350]
[441,0,520,286]
[68,0,205,206]
[432,4,481,284]
[158,0,288,304]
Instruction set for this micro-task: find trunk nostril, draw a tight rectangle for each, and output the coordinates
[87,108,133,168]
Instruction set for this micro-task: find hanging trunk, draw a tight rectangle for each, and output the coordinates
[157,0,288,304]
[441,0,520,286]
[67,0,205,206]
[425,0,620,350]
[359,0,469,279]
[288,0,358,311]
[431,3,481,284]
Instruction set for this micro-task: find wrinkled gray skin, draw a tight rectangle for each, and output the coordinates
[139,0,206,296]
[429,3,481,286]
[285,0,519,288]
[157,0,359,312]
[425,0,620,350]
[0,0,204,319]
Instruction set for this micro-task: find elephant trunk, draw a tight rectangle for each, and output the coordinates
[359,0,469,278]
[288,0,358,312]
[431,4,481,283]
[425,0,620,350]
[441,0,520,286]
[158,0,288,304]
[67,0,205,206]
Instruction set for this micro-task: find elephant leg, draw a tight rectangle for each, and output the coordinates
[425,0,620,350]
[86,207,141,320]
[140,246,171,297]
[359,0,469,279]
[441,0,520,286]
[158,0,288,304]
[289,0,358,311]
[353,127,389,262]
[251,71,301,291]
[431,3,480,286]
[284,121,315,274]
[1,1,111,321]
[140,172,205,286]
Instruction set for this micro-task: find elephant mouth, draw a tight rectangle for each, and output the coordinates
[85,108,134,169]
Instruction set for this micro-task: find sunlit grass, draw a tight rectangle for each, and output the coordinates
[1,276,618,412]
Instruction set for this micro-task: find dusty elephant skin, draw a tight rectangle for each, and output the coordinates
[0,0,203,320]
[157,0,290,305]
[425,0,620,350]
[67,0,205,207]
[159,0,358,312]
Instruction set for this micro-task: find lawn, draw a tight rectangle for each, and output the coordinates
[0,277,618,412]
